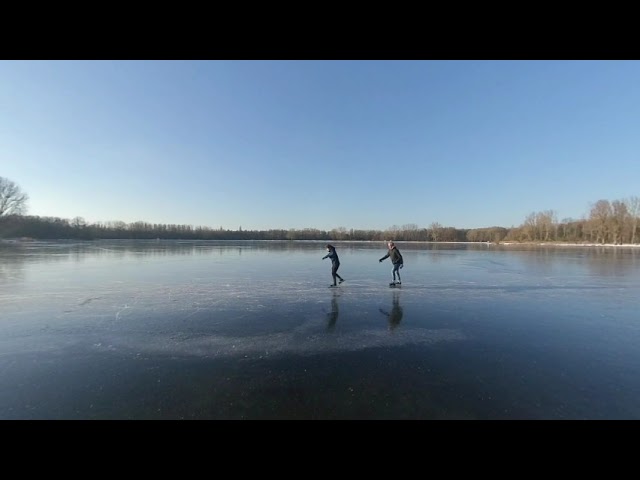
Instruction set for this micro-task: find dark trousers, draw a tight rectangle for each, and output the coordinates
[331,263,343,284]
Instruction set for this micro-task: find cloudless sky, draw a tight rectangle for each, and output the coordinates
[1,60,639,231]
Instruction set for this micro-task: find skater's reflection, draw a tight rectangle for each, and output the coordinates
[326,289,340,331]
[379,290,403,331]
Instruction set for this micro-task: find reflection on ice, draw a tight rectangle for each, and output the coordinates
[324,290,340,332]
[379,290,403,331]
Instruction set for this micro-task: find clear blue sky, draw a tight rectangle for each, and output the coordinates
[2,60,639,231]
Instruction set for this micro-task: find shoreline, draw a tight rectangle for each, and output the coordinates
[2,238,639,248]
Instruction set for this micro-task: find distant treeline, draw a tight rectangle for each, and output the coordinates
[1,197,638,244]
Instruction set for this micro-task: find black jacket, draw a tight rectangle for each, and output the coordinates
[323,249,340,266]
[380,247,403,265]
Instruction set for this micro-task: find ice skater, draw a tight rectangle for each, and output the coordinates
[322,244,345,287]
[379,241,404,286]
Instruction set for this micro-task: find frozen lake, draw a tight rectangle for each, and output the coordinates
[1,240,639,419]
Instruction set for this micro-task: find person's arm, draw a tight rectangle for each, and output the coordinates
[379,252,390,262]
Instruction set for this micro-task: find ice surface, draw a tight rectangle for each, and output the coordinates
[1,240,640,419]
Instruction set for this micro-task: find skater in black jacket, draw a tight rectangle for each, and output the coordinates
[379,241,404,286]
[322,244,345,287]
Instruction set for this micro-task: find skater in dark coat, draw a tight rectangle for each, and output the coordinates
[379,241,404,285]
[322,244,345,287]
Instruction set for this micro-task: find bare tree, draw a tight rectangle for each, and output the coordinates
[625,196,640,244]
[71,216,87,229]
[589,200,612,244]
[610,200,628,245]
[0,177,29,217]
[429,222,443,242]
[522,212,536,241]
[536,210,557,241]
[401,223,419,241]
[329,226,348,240]
[386,225,400,241]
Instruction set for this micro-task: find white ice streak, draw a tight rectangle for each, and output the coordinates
[94,326,466,359]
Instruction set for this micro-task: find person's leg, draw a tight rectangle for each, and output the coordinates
[331,265,338,286]
[392,264,401,283]
[335,264,344,283]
